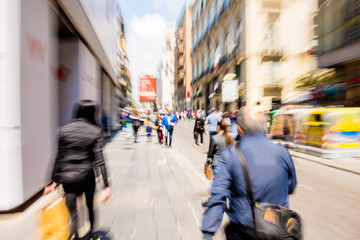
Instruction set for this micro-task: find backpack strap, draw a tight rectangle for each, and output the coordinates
[235,144,257,229]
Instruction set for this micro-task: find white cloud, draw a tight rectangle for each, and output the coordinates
[127,13,175,101]
[151,0,186,22]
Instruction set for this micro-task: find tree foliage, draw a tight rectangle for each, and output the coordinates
[295,69,340,91]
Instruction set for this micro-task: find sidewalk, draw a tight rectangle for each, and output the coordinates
[1,127,359,239]
[272,140,360,175]
[290,150,360,176]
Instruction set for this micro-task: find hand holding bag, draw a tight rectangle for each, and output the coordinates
[235,145,302,240]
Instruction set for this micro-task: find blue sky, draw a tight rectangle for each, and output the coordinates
[118,0,188,101]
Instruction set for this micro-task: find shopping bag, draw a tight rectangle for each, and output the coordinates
[204,159,214,180]
[41,195,71,240]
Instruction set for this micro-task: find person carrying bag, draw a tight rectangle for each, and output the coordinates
[235,145,302,240]
[201,108,298,240]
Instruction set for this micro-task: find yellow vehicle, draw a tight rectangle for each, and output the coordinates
[300,108,360,149]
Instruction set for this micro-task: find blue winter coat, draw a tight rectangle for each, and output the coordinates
[162,113,177,130]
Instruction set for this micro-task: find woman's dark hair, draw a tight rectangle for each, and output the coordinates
[73,99,99,126]
[218,119,232,146]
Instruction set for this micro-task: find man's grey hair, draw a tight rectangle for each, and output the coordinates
[236,108,267,134]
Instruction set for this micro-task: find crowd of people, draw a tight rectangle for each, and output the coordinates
[43,100,298,240]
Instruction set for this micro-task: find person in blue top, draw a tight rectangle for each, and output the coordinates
[201,107,297,240]
[162,108,177,147]
[205,107,222,149]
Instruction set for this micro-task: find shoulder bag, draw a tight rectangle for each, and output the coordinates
[235,145,302,240]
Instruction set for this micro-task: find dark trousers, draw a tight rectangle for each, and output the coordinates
[225,222,253,240]
[165,128,174,146]
[208,131,217,149]
[157,130,163,144]
[63,173,96,238]
[194,131,203,145]
[133,126,139,142]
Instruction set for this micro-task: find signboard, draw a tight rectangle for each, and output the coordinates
[222,80,238,102]
[139,76,157,101]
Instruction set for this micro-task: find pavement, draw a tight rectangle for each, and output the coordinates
[0,121,359,239]
[271,140,360,176]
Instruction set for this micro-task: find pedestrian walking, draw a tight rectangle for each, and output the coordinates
[201,107,297,240]
[101,110,109,136]
[193,110,205,147]
[154,114,163,144]
[130,111,141,143]
[205,107,222,149]
[145,117,153,142]
[207,119,232,169]
[162,109,177,147]
[44,100,111,240]
[230,110,238,134]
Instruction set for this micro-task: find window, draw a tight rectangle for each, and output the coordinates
[210,4,215,25]
[224,34,229,56]
[214,43,221,65]
[237,19,244,48]
[208,12,211,31]
[202,56,205,73]
[208,50,211,68]
[269,61,279,84]
[204,13,208,32]
[215,0,219,20]
[267,12,280,51]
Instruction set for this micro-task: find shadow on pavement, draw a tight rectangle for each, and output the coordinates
[79,229,112,240]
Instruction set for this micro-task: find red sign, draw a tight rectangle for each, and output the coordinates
[139,76,156,101]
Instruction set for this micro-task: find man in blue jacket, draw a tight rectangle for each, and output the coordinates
[201,108,297,240]
[162,108,177,148]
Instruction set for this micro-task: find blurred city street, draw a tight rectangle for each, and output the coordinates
[1,121,360,240]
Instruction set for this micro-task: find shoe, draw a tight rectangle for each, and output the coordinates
[193,143,198,147]
[200,143,203,146]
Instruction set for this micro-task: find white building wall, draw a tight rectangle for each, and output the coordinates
[59,41,79,126]
[79,42,101,103]
[0,0,58,210]
[0,0,24,210]
[0,0,118,210]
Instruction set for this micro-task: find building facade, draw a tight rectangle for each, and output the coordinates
[191,0,317,112]
[157,30,175,109]
[317,0,360,106]
[174,3,193,112]
[0,0,121,210]
[117,5,132,108]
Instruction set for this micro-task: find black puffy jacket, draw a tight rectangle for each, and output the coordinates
[51,119,109,187]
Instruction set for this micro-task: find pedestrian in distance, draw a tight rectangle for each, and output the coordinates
[44,100,111,240]
[205,107,222,149]
[162,108,177,148]
[145,117,153,142]
[201,107,297,240]
[130,111,141,143]
[193,110,205,147]
[207,119,232,170]
[154,114,163,144]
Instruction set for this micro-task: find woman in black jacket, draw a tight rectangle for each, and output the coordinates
[193,111,205,146]
[44,100,111,239]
